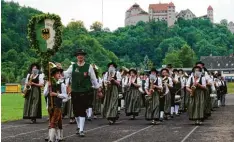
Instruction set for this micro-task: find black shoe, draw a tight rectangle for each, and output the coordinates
[159,118,163,122]
[170,115,174,118]
[87,117,92,121]
[44,137,48,141]
[79,131,85,137]
[76,128,80,135]
[109,120,114,125]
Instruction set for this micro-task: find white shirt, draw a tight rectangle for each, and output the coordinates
[43,81,68,108]
[144,77,162,90]
[92,77,103,88]
[186,75,206,87]
[104,71,122,83]
[63,63,100,89]
[25,73,44,84]
[124,77,142,87]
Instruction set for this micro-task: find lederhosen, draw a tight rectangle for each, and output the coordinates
[23,74,42,119]
[71,63,92,117]
[48,82,63,129]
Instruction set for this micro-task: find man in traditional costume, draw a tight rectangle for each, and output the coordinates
[63,49,102,137]
[102,62,121,125]
[145,68,162,125]
[44,67,68,142]
[23,63,44,123]
[186,66,206,125]
[124,69,142,120]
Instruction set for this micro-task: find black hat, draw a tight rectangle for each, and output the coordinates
[129,68,137,75]
[173,69,178,73]
[107,62,117,68]
[74,49,87,56]
[150,68,158,74]
[195,61,205,66]
[167,64,173,68]
[161,68,169,74]
[51,67,64,76]
[178,69,184,73]
[29,63,41,73]
[192,66,202,72]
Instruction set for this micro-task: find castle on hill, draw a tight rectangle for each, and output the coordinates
[125,2,213,27]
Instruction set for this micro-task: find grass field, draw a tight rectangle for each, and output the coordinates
[227,82,234,94]
[1,93,48,122]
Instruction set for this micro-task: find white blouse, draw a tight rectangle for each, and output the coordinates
[186,75,206,87]
[25,73,44,84]
[104,71,122,82]
[124,77,142,87]
[144,77,162,90]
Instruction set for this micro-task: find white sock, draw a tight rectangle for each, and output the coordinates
[79,117,85,132]
[75,117,80,129]
[56,129,59,140]
[218,100,221,107]
[118,106,121,111]
[88,108,92,118]
[60,129,63,140]
[49,128,56,141]
[175,105,179,114]
[121,99,125,108]
[160,111,164,118]
[171,106,175,115]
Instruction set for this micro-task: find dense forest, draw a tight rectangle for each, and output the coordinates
[1,0,234,84]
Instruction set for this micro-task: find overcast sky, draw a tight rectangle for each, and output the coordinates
[7,0,234,31]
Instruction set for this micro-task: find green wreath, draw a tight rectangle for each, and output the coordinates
[27,13,62,78]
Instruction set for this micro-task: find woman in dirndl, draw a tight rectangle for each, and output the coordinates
[186,66,206,125]
[102,62,121,125]
[23,63,44,123]
[124,69,142,120]
[145,68,163,125]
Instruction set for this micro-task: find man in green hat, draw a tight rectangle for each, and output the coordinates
[64,49,102,137]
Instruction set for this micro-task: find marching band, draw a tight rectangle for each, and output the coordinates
[22,49,228,142]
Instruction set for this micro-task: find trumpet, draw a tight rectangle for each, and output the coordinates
[23,74,34,97]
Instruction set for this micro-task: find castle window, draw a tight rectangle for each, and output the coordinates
[226,63,228,66]
[218,63,220,66]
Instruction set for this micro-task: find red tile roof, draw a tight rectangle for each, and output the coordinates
[149,3,174,12]
[207,5,213,10]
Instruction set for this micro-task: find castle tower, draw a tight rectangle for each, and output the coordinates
[207,5,213,23]
[167,2,176,27]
